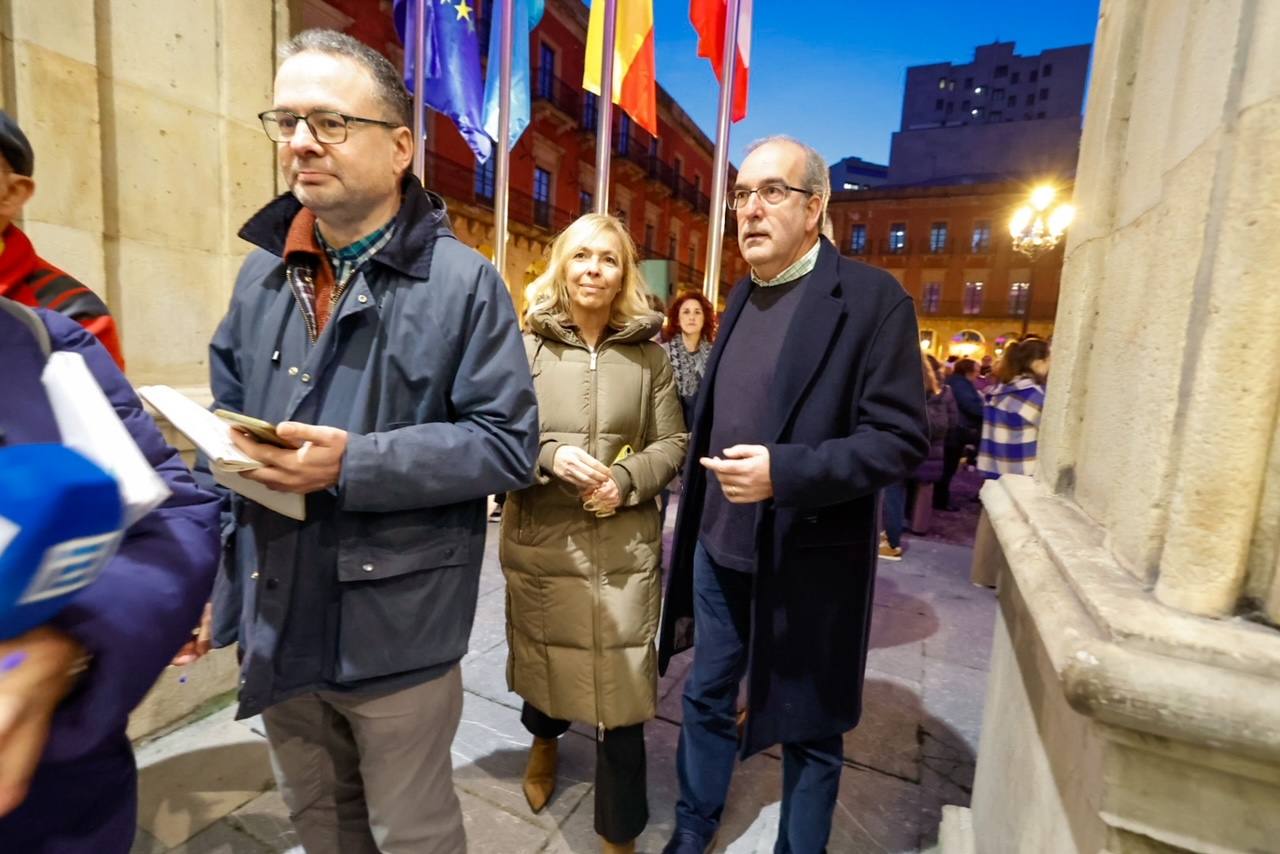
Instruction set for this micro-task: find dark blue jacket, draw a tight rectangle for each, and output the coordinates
[210,176,538,717]
[947,373,984,431]
[0,306,220,852]
[658,239,929,757]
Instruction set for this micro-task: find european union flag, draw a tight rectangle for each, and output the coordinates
[482,0,545,149]
[394,0,492,163]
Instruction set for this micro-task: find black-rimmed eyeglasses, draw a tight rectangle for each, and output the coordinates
[258,110,403,145]
[727,183,815,210]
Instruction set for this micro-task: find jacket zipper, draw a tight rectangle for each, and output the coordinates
[588,342,604,742]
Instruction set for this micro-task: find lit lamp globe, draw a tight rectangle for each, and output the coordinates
[1009,184,1076,336]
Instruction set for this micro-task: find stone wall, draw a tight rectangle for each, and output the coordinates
[0,0,284,386]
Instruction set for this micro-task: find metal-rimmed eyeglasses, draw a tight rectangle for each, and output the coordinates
[258,110,403,145]
[727,183,814,210]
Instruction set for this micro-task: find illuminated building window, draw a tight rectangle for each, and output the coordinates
[579,190,592,216]
[888,223,907,254]
[474,157,495,201]
[929,222,949,253]
[850,224,867,255]
[1009,282,1030,315]
[963,282,984,315]
[971,221,991,252]
[923,282,942,314]
[533,167,552,227]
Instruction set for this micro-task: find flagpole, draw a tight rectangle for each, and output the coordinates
[412,0,428,182]
[493,0,515,281]
[703,0,742,308]
[593,0,618,214]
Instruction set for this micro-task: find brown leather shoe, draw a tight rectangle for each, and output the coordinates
[601,836,636,854]
[522,736,558,813]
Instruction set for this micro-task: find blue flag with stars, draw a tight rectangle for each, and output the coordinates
[394,0,492,163]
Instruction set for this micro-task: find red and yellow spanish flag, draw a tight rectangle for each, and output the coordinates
[583,0,657,136]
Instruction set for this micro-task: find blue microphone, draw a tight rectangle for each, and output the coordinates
[0,444,124,640]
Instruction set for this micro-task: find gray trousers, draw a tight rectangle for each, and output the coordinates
[261,666,465,854]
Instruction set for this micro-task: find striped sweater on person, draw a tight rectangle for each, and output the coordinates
[977,375,1046,476]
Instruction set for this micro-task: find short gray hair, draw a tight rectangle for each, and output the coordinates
[744,135,831,227]
[280,29,412,129]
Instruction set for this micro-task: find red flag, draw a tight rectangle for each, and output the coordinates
[690,0,752,122]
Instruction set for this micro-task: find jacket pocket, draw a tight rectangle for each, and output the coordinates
[332,505,478,682]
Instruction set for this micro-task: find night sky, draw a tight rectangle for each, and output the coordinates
[630,0,1101,166]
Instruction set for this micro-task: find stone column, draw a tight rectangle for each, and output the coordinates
[944,1,1280,851]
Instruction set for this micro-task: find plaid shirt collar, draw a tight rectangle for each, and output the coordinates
[314,220,397,290]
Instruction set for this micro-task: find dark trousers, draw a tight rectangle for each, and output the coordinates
[882,481,907,548]
[521,702,648,843]
[674,542,844,854]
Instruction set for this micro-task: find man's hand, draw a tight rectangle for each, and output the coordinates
[584,477,622,513]
[701,444,773,504]
[170,602,213,666]
[232,422,347,494]
[552,446,611,492]
[0,627,87,817]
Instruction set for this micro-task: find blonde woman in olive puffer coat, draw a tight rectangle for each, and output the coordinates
[500,214,687,854]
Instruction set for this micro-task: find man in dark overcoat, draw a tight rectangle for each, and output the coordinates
[658,136,929,854]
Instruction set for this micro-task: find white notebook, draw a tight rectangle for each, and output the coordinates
[137,385,305,521]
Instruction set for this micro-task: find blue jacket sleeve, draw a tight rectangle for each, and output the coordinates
[39,313,221,762]
[340,261,540,511]
[768,299,930,508]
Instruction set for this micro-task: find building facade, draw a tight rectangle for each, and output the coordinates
[302,0,747,316]
[827,181,1063,358]
[829,155,889,191]
[889,41,1090,186]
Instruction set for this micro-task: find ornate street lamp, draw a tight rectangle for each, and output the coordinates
[1010,185,1075,336]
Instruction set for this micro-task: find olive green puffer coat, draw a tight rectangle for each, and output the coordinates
[500,309,688,729]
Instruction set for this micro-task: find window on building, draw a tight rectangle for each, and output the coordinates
[1040,88,1050,100]
[994,64,1008,78]
[695,174,703,195]
[993,88,1005,100]
[923,282,942,314]
[850,223,867,254]
[533,167,552,227]
[945,102,954,115]
[617,113,631,153]
[930,222,948,253]
[1011,71,1021,84]
[1043,63,1054,77]
[582,92,597,130]
[971,220,991,252]
[888,223,907,253]
[1036,111,1047,119]
[668,233,678,259]
[1029,69,1039,82]
[963,76,973,88]
[1007,95,1017,107]
[537,43,555,98]
[474,156,495,201]
[644,222,655,251]
[935,98,944,110]
[1025,93,1035,106]
[579,189,593,216]
[1009,282,1030,315]
[687,242,697,271]
[673,155,683,180]
[938,77,948,89]
[962,99,970,111]
[963,281,984,314]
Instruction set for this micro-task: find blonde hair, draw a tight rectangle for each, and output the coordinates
[525,213,654,328]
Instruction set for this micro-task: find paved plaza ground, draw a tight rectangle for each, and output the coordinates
[130,489,995,854]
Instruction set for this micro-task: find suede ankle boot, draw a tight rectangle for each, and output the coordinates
[522,736,558,813]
